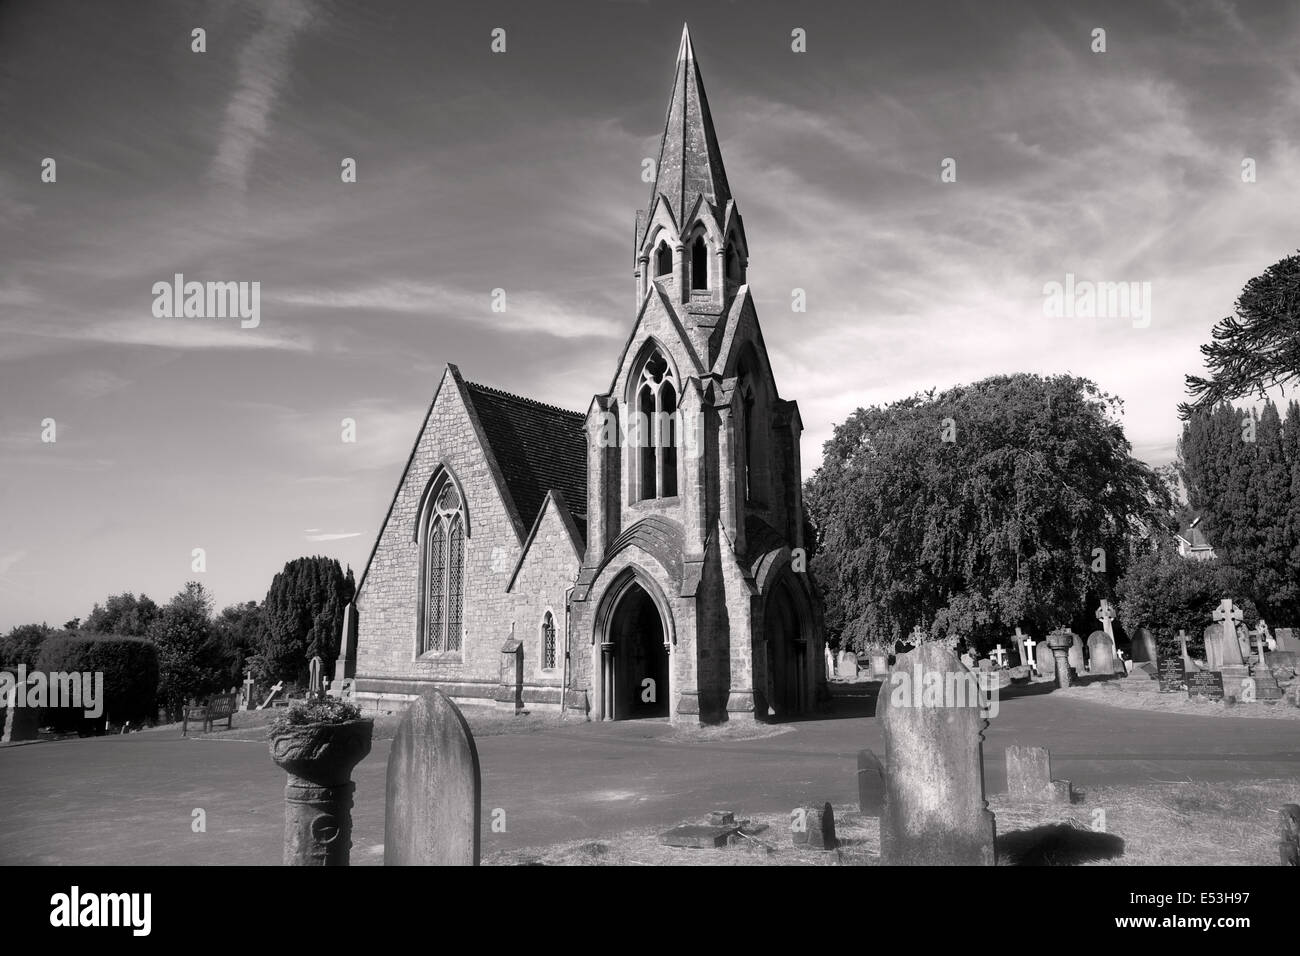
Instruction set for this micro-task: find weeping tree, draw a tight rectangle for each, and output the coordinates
[805,374,1171,654]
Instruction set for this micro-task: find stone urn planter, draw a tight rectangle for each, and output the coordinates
[268,700,373,866]
[1045,628,1077,688]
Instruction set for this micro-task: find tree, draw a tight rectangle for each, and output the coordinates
[1181,252,1300,416]
[1115,551,1254,660]
[0,623,54,670]
[260,557,355,682]
[147,582,227,719]
[804,374,1171,654]
[1177,400,1299,622]
[84,592,158,636]
[212,600,265,687]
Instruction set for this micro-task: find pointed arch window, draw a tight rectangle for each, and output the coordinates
[421,479,465,654]
[655,242,672,277]
[742,385,756,503]
[690,235,708,290]
[634,348,678,500]
[541,611,557,671]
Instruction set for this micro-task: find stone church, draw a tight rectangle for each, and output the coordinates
[351,26,825,724]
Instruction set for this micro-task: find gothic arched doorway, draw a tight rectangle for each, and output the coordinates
[604,580,669,720]
[764,578,806,720]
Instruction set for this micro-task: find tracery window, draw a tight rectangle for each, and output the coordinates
[422,480,464,654]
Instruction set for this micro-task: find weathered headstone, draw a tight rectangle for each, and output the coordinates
[662,824,734,848]
[1067,634,1085,674]
[876,642,996,865]
[857,749,886,815]
[1131,628,1157,664]
[1005,745,1071,803]
[1275,628,1300,654]
[837,650,859,680]
[871,654,888,678]
[825,643,836,678]
[1014,627,1036,674]
[1034,641,1055,680]
[385,689,481,866]
[1086,630,1116,677]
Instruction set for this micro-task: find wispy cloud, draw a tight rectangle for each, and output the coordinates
[209,0,317,195]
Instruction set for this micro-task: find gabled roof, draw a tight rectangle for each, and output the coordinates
[461,380,587,541]
[355,366,587,597]
[640,24,732,247]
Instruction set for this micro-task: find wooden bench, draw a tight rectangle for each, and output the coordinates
[182,692,238,735]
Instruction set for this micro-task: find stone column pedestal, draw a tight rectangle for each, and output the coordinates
[269,718,373,866]
[1046,628,1076,689]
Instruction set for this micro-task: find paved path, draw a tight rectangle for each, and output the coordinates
[1,689,1298,865]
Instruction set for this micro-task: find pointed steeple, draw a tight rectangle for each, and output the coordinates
[643,24,732,244]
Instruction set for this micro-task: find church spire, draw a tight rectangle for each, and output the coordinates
[644,24,732,241]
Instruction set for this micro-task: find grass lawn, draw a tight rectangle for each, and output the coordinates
[485,778,1299,865]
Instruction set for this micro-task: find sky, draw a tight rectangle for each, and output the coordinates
[2,0,1298,630]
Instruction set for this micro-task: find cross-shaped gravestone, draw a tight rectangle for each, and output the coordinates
[990,645,1007,667]
[910,624,927,644]
[1211,599,1245,666]
[1095,600,1116,642]
[242,672,255,708]
[1014,627,1037,673]
[1254,626,1270,669]
[1255,619,1275,652]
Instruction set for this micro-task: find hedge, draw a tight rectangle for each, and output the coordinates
[34,631,159,733]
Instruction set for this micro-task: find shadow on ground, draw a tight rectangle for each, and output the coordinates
[998,823,1124,865]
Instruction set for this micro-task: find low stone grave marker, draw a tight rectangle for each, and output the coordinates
[385,689,481,865]
[1187,669,1225,701]
[876,642,996,865]
[662,824,735,848]
[1005,745,1071,803]
[857,749,885,815]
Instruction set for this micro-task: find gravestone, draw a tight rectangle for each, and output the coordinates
[1086,631,1116,677]
[385,689,481,866]
[790,803,837,850]
[1187,670,1225,701]
[871,654,888,678]
[1275,628,1300,654]
[857,749,886,815]
[1034,641,1055,681]
[1204,624,1225,670]
[1131,628,1157,664]
[838,651,859,680]
[1005,745,1071,803]
[825,644,835,678]
[1211,599,1250,698]
[1067,634,1085,674]
[876,642,996,865]
[1157,657,1187,693]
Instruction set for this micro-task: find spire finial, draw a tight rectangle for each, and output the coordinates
[678,23,693,63]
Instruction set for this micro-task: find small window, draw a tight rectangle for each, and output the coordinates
[655,243,672,277]
[542,611,557,671]
[690,235,708,290]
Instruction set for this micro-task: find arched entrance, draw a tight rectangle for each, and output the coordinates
[763,578,806,720]
[604,580,669,720]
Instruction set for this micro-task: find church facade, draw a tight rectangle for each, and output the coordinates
[352,27,825,724]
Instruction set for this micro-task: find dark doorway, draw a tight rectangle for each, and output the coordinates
[609,582,669,719]
[764,580,805,720]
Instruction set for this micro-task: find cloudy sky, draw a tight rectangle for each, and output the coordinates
[1,0,1298,630]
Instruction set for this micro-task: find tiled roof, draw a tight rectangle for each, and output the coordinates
[463,381,588,537]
